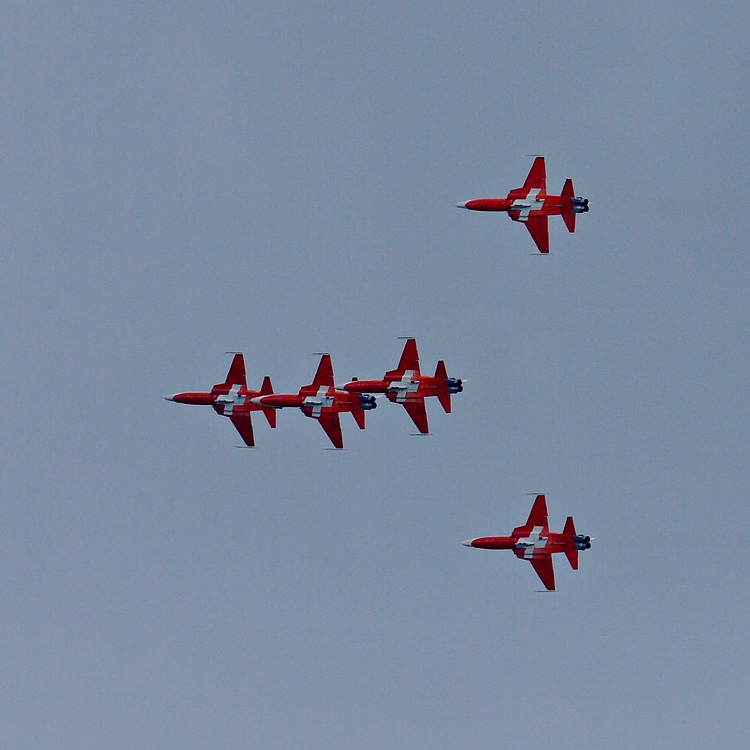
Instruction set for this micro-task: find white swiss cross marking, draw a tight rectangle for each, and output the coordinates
[515,526,548,559]
[303,386,334,418]
[388,370,420,403]
[215,384,245,415]
[511,188,545,222]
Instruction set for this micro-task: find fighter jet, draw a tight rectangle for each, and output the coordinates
[164,353,276,447]
[339,338,463,434]
[455,156,589,254]
[251,354,376,449]
[462,495,591,590]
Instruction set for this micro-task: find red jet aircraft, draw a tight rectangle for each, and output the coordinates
[165,353,276,447]
[339,338,463,435]
[251,354,376,449]
[455,156,589,254]
[462,494,591,590]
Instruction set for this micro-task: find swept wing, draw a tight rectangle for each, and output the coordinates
[403,398,429,434]
[318,412,343,449]
[530,555,556,591]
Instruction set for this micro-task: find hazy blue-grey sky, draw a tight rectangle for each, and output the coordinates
[1,2,749,748]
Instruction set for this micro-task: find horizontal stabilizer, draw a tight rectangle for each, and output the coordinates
[351,409,366,429]
[437,393,451,413]
[561,178,577,232]
[434,360,448,380]
[434,360,451,413]
[565,549,579,570]
[260,376,276,427]
[563,516,578,569]
[261,376,273,395]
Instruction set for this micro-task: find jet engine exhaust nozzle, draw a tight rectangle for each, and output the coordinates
[358,394,377,410]
[571,197,589,213]
[573,534,592,550]
[446,378,463,394]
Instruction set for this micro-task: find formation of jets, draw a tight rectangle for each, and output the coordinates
[166,338,463,450]
[166,157,592,589]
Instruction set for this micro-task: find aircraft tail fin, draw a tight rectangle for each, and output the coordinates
[217,353,247,390]
[562,212,576,233]
[561,178,574,198]
[563,516,578,569]
[434,360,451,413]
[260,376,276,428]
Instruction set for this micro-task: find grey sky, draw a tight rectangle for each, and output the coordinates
[1,2,749,748]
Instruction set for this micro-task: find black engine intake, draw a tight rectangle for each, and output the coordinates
[573,534,592,550]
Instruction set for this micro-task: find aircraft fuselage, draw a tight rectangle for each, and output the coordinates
[467,531,591,554]
[343,373,462,403]
[457,194,589,216]
[251,389,376,414]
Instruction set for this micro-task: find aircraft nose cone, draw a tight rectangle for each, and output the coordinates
[249,397,264,405]
[164,394,176,401]
[455,201,468,209]
[462,539,475,547]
